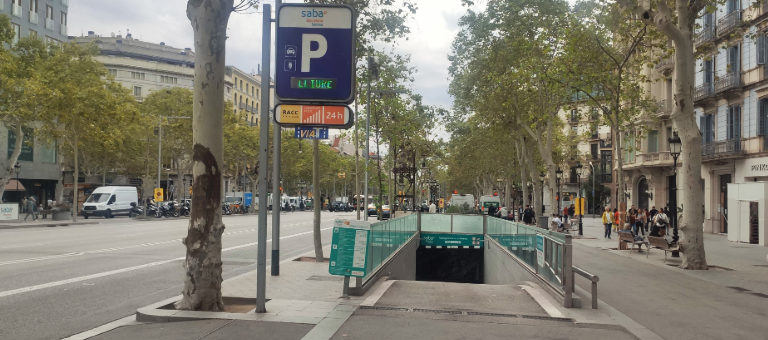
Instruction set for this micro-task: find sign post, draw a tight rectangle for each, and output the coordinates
[153,188,164,202]
[329,219,370,298]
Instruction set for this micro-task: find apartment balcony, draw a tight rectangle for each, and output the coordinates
[12,4,22,18]
[717,11,742,37]
[694,83,714,102]
[702,139,745,160]
[695,26,716,46]
[599,138,612,149]
[29,11,38,25]
[656,99,674,119]
[714,72,740,94]
[598,173,612,184]
[134,96,144,102]
[245,105,253,112]
[60,24,68,36]
[45,18,54,31]
[239,102,246,109]
[61,0,69,6]
[655,57,674,73]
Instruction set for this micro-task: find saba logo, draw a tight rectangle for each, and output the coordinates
[0,207,13,213]
[301,9,327,18]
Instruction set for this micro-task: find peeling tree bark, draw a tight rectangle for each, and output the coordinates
[176,0,234,311]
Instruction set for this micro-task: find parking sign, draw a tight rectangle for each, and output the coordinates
[276,4,356,103]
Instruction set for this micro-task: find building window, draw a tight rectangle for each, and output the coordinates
[569,109,577,122]
[647,130,658,153]
[12,24,20,44]
[727,105,741,140]
[108,69,117,77]
[44,36,61,46]
[571,126,578,134]
[758,33,768,65]
[29,29,37,38]
[700,114,714,144]
[727,44,740,74]
[131,72,145,80]
[234,94,237,103]
[46,5,53,20]
[759,97,768,135]
[704,57,714,88]
[133,86,142,97]
[61,11,67,26]
[257,89,260,97]
[29,0,37,13]
[240,80,243,90]
[590,143,598,160]
[160,75,177,83]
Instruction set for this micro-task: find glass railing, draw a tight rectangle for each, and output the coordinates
[486,218,567,291]
[364,213,418,281]
[421,213,483,234]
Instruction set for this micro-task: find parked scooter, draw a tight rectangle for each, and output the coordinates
[129,202,143,218]
[180,200,191,217]
[222,202,232,215]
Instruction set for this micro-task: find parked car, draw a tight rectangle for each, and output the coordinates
[367,204,378,216]
[330,201,344,212]
[379,205,391,220]
[81,186,138,219]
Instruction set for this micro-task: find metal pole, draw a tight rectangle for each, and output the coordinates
[364,65,371,221]
[592,163,595,219]
[671,156,679,257]
[157,118,162,191]
[271,0,283,275]
[342,275,350,299]
[578,175,583,236]
[313,139,321,250]
[255,3,272,313]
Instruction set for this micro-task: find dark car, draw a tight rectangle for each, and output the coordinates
[329,201,344,212]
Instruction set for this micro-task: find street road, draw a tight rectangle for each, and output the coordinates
[0,211,356,340]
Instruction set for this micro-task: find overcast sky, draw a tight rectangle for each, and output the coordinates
[69,0,474,110]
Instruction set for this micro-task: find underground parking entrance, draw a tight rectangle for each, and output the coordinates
[416,233,485,284]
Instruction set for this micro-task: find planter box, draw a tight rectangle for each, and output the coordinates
[52,211,71,221]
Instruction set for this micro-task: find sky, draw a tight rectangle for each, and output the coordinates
[69,0,474,111]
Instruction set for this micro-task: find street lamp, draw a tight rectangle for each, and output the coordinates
[511,184,517,221]
[12,163,21,206]
[668,131,682,257]
[555,168,563,214]
[574,163,584,236]
[539,172,546,217]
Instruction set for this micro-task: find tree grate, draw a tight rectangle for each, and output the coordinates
[519,314,573,322]
[466,312,519,318]
[358,306,410,312]
[413,308,463,315]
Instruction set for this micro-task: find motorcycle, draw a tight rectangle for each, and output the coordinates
[180,201,191,217]
[129,202,143,218]
[167,201,180,218]
[147,203,162,218]
[222,202,232,215]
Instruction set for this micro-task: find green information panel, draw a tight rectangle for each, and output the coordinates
[420,233,483,247]
[495,234,535,248]
[329,219,371,277]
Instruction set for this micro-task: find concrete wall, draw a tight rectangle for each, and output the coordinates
[350,232,418,296]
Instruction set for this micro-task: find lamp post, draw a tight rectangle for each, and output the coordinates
[12,163,21,211]
[589,161,595,219]
[668,131,682,257]
[511,184,517,221]
[555,168,563,215]
[574,163,584,236]
[539,172,545,216]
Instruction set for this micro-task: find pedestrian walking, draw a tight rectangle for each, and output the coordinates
[24,196,37,222]
[428,201,437,214]
[562,206,569,223]
[602,206,613,239]
[635,208,647,236]
[649,206,658,232]
[613,208,619,232]
[651,208,668,237]
[568,204,575,220]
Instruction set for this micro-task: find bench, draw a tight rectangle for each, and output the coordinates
[618,231,648,253]
[648,236,680,263]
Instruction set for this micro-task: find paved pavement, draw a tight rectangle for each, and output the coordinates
[0,211,353,340]
[571,217,768,340]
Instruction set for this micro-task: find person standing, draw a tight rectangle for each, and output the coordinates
[649,206,658,232]
[651,208,668,237]
[487,204,497,218]
[613,208,620,232]
[562,206,569,223]
[568,204,575,220]
[522,205,531,224]
[429,201,437,214]
[602,206,613,239]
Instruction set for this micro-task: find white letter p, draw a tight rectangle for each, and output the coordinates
[301,34,327,72]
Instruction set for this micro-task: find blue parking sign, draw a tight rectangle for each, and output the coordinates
[276,4,356,103]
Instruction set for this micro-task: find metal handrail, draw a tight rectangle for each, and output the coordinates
[572,266,599,309]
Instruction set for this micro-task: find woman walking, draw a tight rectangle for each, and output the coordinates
[602,207,614,239]
[612,208,620,232]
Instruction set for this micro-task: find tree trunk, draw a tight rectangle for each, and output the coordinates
[673,22,707,270]
[0,123,25,199]
[72,135,79,222]
[614,122,625,207]
[523,139,542,219]
[176,0,233,311]
[176,156,183,202]
[313,139,323,261]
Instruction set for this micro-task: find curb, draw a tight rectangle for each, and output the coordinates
[0,221,100,230]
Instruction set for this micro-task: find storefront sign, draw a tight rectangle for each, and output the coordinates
[536,234,544,266]
[0,204,19,220]
[329,219,370,277]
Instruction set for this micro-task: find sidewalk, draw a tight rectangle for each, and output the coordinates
[0,218,99,230]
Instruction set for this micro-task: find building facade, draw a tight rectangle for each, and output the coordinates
[0,0,70,205]
[227,66,261,126]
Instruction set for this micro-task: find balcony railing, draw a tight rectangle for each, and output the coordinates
[239,102,246,109]
[60,24,68,36]
[45,18,54,31]
[598,173,612,184]
[695,25,716,46]
[655,57,674,72]
[714,72,740,93]
[599,139,612,148]
[134,96,144,102]
[694,83,714,101]
[717,11,742,37]
[635,151,671,165]
[29,11,38,24]
[12,4,22,18]
[702,139,744,158]
[656,99,674,118]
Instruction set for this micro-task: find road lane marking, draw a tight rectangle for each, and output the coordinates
[0,226,336,298]
[0,243,48,250]
[0,252,84,267]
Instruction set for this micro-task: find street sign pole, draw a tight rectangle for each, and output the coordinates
[256,3,272,314]
[271,106,281,277]
[364,70,371,221]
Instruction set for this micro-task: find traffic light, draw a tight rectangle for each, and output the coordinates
[280,186,283,193]
[453,190,458,194]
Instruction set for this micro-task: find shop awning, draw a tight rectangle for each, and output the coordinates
[5,179,25,191]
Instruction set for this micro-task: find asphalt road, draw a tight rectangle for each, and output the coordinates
[0,211,358,340]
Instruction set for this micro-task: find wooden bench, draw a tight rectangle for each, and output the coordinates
[618,231,648,253]
[648,236,680,263]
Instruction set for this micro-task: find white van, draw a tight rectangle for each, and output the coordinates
[479,195,501,215]
[450,194,475,210]
[81,186,138,219]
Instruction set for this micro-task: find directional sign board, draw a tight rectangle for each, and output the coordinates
[295,126,329,139]
[276,4,355,103]
[329,219,370,277]
[275,104,353,128]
